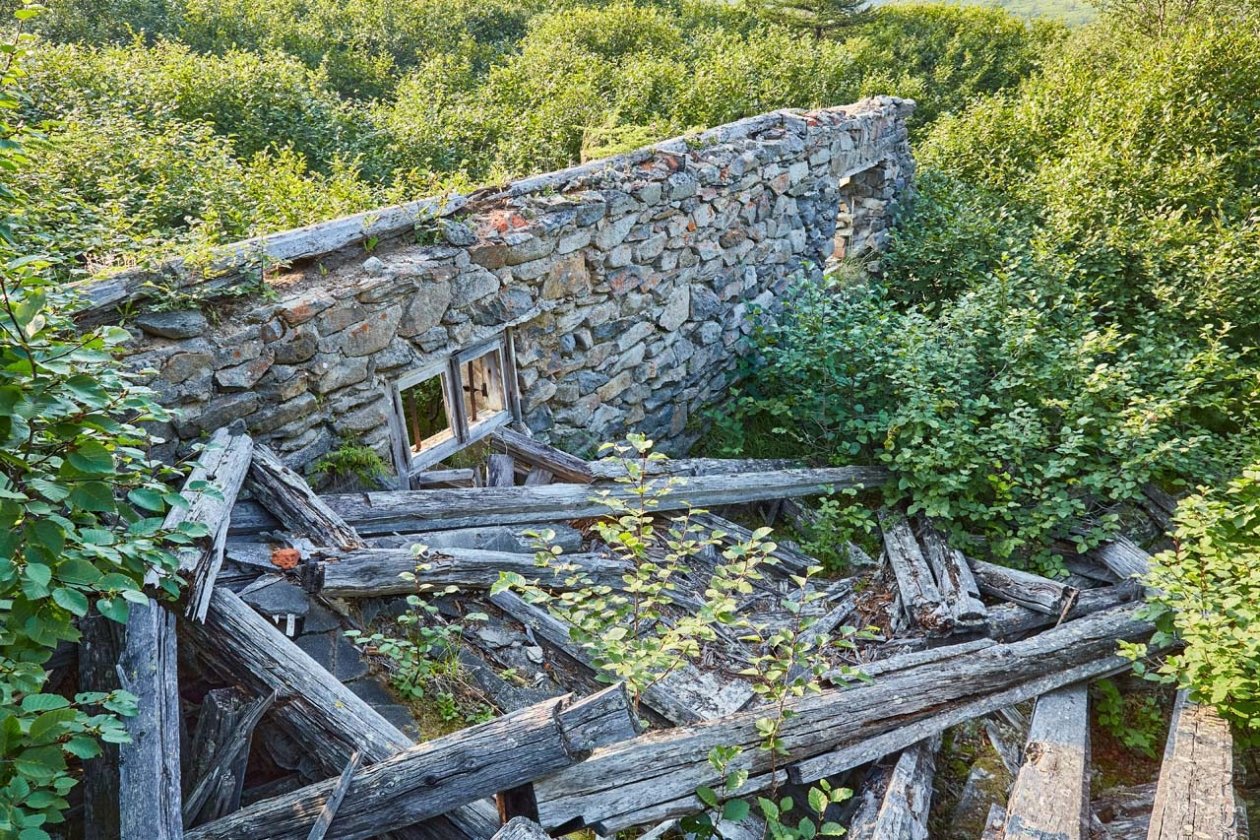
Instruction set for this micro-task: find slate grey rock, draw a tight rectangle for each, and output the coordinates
[136,310,208,339]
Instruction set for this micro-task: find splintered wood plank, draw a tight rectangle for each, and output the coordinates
[918,519,987,630]
[878,511,949,633]
[1146,690,1239,840]
[246,445,363,550]
[985,582,1141,639]
[491,818,551,840]
[157,424,253,621]
[487,454,516,488]
[1090,535,1152,582]
[230,466,889,536]
[847,736,939,840]
[183,687,275,827]
[1001,684,1090,840]
[532,606,1154,834]
[491,428,595,484]
[970,559,1079,617]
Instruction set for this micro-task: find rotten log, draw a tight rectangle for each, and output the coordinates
[846,736,939,840]
[247,444,364,550]
[918,519,987,629]
[1146,690,1239,840]
[304,546,631,598]
[491,428,595,484]
[185,686,637,840]
[878,511,949,633]
[530,604,1154,834]
[230,465,888,537]
[157,424,253,620]
[970,559,1078,616]
[183,687,275,827]
[490,590,754,724]
[985,581,1141,639]
[180,587,499,840]
[1001,683,1090,840]
[80,601,183,840]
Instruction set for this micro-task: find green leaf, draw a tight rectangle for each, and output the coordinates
[97,598,130,624]
[69,482,116,513]
[29,709,79,744]
[21,695,71,713]
[722,798,750,823]
[126,488,166,513]
[51,588,89,617]
[696,786,718,809]
[67,441,114,475]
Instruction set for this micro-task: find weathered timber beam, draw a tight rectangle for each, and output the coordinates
[186,686,636,840]
[80,601,183,840]
[229,466,889,537]
[1089,535,1152,582]
[530,605,1154,834]
[846,736,939,840]
[247,444,364,550]
[180,587,498,840]
[1147,690,1239,840]
[490,590,754,725]
[487,454,516,488]
[183,687,275,827]
[304,547,630,598]
[692,512,815,574]
[919,519,987,629]
[984,582,1140,639]
[1001,684,1090,840]
[413,469,476,488]
[970,559,1079,616]
[491,818,550,840]
[490,429,595,484]
[156,424,253,620]
[586,457,806,481]
[878,511,949,633]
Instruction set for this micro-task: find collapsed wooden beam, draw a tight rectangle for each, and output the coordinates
[308,547,630,598]
[247,444,364,550]
[846,736,939,840]
[1000,683,1090,840]
[157,424,253,621]
[970,559,1078,616]
[586,457,806,481]
[1089,535,1152,582]
[487,454,516,488]
[183,687,275,827]
[186,686,638,840]
[80,602,184,840]
[491,429,595,484]
[1147,690,1240,840]
[878,511,949,633]
[984,581,1140,639]
[180,587,498,840]
[229,466,889,536]
[531,605,1153,834]
[918,519,987,630]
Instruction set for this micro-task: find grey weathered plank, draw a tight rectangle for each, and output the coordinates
[586,457,806,481]
[847,736,939,840]
[308,546,630,597]
[306,751,362,840]
[413,469,477,488]
[1001,684,1090,840]
[487,454,517,488]
[1090,536,1152,582]
[691,512,815,575]
[970,559,1078,616]
[184,687,276,827]
[81,601,184,839]
[490,428,595,484]
[490,590,754,725]
[919,519,987,630]
[185,686,637,840]
[985,582,1140,639]
[878,511,949,633]
[491,818,551,840]
[247,444,364,550]
[230,466,889,536]
[531,605,1154,834]
[180,587,498,840]
[157,424,254,621]
[1146,690,1239,840]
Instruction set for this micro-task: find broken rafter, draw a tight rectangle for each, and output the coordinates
[183,687,276,827]
[878,511,949,633]
[229,466,889,536]
[532,605,1155,834]
[918,519,987,630]
[247,444,364,550]
[846,736,939,840]
[970,559,1079,617]
[1146,690,1240,840]
[1000,683,1091,840]
[984,581,1141,639]
[490,428,595,484]
[186,686,637,840]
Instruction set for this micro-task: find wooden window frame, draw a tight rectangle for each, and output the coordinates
[388,333,520,482]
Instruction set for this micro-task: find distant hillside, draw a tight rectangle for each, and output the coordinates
[874,0,1096,24]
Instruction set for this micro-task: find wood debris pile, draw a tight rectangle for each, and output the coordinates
[65,425,1244,840]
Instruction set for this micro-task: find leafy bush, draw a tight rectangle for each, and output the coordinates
[1124,464,1260,733]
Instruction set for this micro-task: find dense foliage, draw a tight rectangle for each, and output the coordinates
[0,0,1057,279]
[714,13,1260,726]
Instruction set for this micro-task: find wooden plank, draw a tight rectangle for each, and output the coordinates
[229,466,889,536]
[184,687,637,840]
[1146,690,1239,840]
[180,587,499,840]
[305,751,362,840]
[184,688,276,827]
[490,590,754,725]
[523,468,553,486]
[981,804,1007,840]
[691,512,815,575]
[1001,684,1090,840]
[531,605,1155,834]
[985,582,1141,639]
[586,457,805,481]
[157,424,253,621]
[247,445,364,550]
[309,547,631,597]
[918,519,987,630]
[1090,535,1151,582]
[487,454,516,488]
[970,559,1078,617]
[878,511,949,633]
[413,469,477,488]
[846,736,939,840]
[490,429,594,484]
[81,601,184,839]
[491,818,551,840]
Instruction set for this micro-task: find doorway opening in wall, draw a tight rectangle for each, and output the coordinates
[390,333,520,480]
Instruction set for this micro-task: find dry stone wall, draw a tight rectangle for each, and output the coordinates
[120,97,914,473]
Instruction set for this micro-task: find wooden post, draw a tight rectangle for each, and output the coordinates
[1001,684,1090,840]
[1146,690,1239,840]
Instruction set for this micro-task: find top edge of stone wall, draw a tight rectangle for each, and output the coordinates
[71,96,915,324]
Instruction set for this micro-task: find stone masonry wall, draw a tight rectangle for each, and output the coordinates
[121,97,915,474]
